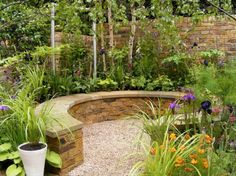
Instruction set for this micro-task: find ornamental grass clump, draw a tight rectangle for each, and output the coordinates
[134,100,178,144]
[0,66,48,147]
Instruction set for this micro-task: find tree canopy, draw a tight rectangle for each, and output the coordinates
[0,0,235,59]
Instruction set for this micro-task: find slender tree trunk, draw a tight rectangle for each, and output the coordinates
[99,0,106,72]
[128,3,136,71]
[107,0,114,66]
[100,23,107,72]
[89,61,93,78]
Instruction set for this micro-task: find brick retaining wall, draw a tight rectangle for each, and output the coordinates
[55,16,236,58]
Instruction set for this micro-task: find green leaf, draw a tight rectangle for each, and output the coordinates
[0,143,11,152]
[6,164,23,176]
[13,158,21,164]
[46,150,62,168]
[0,152,10,161]
[19,170,25,176]
[8,151,20,160]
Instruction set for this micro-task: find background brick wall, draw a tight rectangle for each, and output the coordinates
[55,16,236,59]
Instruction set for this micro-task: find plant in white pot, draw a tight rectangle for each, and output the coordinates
[17,106,49,176]
[0,66,62,176]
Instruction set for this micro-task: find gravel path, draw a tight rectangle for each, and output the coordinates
[68,119,147,176]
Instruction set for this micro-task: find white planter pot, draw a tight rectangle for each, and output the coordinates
[18,142,47,176]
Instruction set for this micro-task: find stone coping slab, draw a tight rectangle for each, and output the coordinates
[40,91,185,138]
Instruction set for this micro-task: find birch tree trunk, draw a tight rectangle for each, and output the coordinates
[99,0,106,72]
[107,0,114,66]
[128,3,136,71]
[100,23,107,71]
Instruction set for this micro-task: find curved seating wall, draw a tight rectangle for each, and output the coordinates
[44,91,185,175]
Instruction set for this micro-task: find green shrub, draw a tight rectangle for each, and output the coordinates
[146,75,174,91]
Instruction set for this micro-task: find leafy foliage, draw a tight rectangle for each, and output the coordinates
[146,75,174,91]
[193,61,236,106]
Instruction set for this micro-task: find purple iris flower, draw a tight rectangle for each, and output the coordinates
[169,102,180,114]
[0,105,9,111]
[169,102,180,109]
[183,93,195,102]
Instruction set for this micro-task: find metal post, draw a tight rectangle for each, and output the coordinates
[51,3,56,74]
[93,21,97,79]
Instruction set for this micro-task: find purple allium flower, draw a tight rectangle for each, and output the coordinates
[11,95,16,99]
[218,60,224,67]
[199,100,212,115]
[183,93,195,102]
[201,101,211,110]
[0,105,9,111]
[203,60,209,66]
[99,48,106,55]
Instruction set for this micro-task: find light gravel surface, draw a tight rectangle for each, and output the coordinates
[69,119,147,176]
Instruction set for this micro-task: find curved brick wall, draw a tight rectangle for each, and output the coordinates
[43,91,185,175]
[69,97,173,124]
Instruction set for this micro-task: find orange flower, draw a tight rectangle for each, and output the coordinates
[202,158,209,169]
[170,133,177,141]
[205,135,212,144]
[198,148,205,154]
[185,133,191,140]
[170,147,176,153]
[191,159,198,165]
[175,156,185,167]
[184,167,193,172]
[180,145,185,151]
[150,147,156,155]
[189,153,198,159]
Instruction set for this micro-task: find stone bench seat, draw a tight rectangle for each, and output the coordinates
[38,91,185,175]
